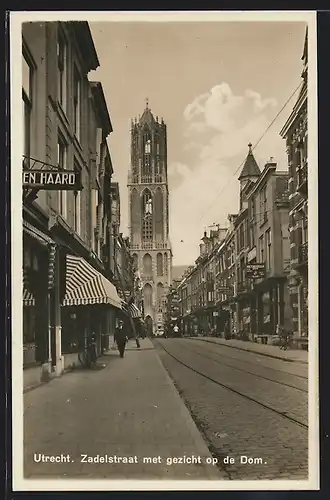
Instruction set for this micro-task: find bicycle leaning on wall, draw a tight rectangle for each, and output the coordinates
[78,332,97,368]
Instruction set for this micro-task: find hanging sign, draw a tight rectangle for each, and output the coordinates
[246,263,265,280]
[23,170,82,190]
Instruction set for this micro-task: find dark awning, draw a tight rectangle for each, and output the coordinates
[62,255,122,308]
[23,220,55,247]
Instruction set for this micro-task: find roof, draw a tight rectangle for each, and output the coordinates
[238,143,261,180]
[139,104,155,126]
[90,81,113,136]
[69,22,100,72]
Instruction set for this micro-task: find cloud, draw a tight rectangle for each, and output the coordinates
[170,82,287,266]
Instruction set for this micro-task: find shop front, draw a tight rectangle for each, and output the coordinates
[61,254,122,370]
[254,278,287,339]
[23,221,58,389]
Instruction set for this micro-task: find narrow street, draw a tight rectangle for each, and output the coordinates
[154,337,308,480]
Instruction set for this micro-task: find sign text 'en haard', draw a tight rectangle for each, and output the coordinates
[23,170,82,191]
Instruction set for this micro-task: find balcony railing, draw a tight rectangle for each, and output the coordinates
[129,242,169,250]
[298,241,308,265]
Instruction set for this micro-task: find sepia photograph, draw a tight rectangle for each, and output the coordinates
[11,10,318,491]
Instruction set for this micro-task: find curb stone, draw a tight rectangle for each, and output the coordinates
[189,337,308,365]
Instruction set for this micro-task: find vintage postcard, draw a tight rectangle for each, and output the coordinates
[10,10,319,491]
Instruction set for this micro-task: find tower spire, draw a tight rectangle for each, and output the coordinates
[145,97,149,109]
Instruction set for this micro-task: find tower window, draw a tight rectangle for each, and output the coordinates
[156,253,163,276]
[142,189,153,241]
[145,139,151,154]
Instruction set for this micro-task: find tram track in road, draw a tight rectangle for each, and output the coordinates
[175,340,308,393]
[155,340,308,431]
[188,337,308,380]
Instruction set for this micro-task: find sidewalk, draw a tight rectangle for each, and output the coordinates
[24,339,223,480]
[190,336,308,364]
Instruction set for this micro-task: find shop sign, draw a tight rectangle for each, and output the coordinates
[218,287,231,293]
[246,263,265,279]
[23,169,82,190]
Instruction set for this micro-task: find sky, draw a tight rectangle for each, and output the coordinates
[89,19,307,266]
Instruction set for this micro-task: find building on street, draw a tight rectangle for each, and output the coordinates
[22,21,123,389]
[280,28,308,349]
[175,143,292,346]
[128,101,173,336]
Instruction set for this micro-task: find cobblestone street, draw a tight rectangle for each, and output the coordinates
[155,338,308,480]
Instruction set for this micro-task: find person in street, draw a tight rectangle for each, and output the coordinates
[114,320,128,358]
[89,330,97,365]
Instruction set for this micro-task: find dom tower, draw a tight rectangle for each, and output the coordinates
[128,101,172,336]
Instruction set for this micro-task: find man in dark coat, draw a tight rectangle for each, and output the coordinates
[114,320,127,358]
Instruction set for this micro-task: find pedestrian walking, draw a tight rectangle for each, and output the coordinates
[114,320,128,358]
[134,319,141,349]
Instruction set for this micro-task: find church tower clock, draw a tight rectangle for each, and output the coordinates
[128,100,172,336]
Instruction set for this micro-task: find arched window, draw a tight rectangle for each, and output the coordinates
[132,253,138,272]
[156,253,163,276]
[143,253,152,275]
[145,139,151,154]
[155,135,162,182]
[130,188,140,244]
[154,188,164,242]
[164,252,168,275]
[141,189,153,241]
[131,131,139,183]
[156,283,164,312]
[142,128,152,182]
[143,283,153,309]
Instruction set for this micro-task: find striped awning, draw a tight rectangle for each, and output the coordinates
[128,302,142,318]
[62,255,122,308]
[23,269,35,307]
[121,300,142,319]
[23,288,35,307]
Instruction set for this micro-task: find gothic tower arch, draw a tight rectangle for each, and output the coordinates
[128,102,173,335]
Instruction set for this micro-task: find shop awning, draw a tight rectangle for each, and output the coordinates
[121,300,142,319]
[128,302,142,318]
[62,255,122,308]
[23,288,35,307]
[23,220,55,247]
[23,269,35,307]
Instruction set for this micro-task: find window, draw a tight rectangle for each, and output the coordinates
[73,66,81,141]
[22,50,33,165]
[156,253,163,276]
[145,139,151,154]
[142,189,153,241]
[259,234,264,263]
[260,186,267,223]
[266,229,271,270]
[142,132,152,182]
[143,254,152,275]
[73,159,81,235]
[143,283,152,309]
[57,134,67,218]
[57,29,67,111]
[164,252,168,275]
